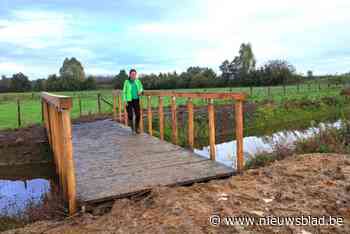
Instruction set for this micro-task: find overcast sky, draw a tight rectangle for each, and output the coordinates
[0,0,350,79]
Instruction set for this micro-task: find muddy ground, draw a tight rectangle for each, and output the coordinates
[3,153,349,234]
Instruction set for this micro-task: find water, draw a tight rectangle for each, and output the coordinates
[0,164,54,216]
[194,120,342,168]
[0,179,50,216]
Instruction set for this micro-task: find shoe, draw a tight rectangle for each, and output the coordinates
[135,128,140,134]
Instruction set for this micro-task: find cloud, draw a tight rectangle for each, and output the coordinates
[0,9,70,49]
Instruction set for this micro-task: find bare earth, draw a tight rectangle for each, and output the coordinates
[3,153,350,234]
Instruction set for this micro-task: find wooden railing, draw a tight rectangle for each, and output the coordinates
[41,92,77,215]
[112,90,247,172]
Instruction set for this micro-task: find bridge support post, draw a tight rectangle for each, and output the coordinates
[235,100,244,173]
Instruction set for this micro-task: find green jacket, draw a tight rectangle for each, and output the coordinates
[122,79,144,102]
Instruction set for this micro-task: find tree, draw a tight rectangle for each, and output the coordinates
[220,42,256,83]
[307,70,313,78]
[32,79,46,91]
[9,73,31,92]
[59,57,85,80]
[0,75,11,92]
[238,43,256,75]
[261,60,297,85]
[114,70,129,89]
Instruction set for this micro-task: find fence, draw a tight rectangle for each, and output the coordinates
[112,90,247,172]
[41,92,77,215]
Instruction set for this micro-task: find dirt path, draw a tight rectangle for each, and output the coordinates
[3,153,349,234]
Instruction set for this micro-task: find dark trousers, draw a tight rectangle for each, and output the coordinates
[127,99,140,129]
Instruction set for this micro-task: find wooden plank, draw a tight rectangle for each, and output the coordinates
[72,120,234,204]
[41,92,72,110]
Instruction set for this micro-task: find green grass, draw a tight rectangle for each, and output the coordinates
[0,84,346,130]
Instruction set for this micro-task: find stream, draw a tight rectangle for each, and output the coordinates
[194,120,342,168]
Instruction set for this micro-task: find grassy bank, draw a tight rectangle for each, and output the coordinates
[0,84,345,129]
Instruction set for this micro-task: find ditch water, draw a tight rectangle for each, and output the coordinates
[194,120,343,168]
[0,164,55,216]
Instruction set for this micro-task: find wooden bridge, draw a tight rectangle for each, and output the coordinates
[41,90,246,215]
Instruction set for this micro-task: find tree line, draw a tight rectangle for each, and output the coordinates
[1,43,349,93]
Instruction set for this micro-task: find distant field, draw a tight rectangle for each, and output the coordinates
[0,83,345,130]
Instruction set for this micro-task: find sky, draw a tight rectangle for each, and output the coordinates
[0,0,350,79]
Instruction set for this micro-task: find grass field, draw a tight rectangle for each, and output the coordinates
[0,83,346,130]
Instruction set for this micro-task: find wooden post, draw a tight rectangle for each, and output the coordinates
[268,86,271,97]
[124,102,128,126]
[171,96,178,145]
[78,96,82,117]
[139,97,144,133]
[235,100,244,172]
[187,98,194,149]
[147,96,152,136]
[297,83,300,93]
[97,93,101,114]
[208,99,216,160]
[249,86,253,96]
[41,100,44,122]
[158,96,164,140]
[61,110,77,215]
[283,85,286,95]
[318,82,321,90]
[17,99,21,127]
[118,95,122,122]
[113,94,117,121]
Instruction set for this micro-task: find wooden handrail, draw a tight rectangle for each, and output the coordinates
[41,92,77,215]
[41,92,72,110]
[112,89,246,172]
[112,90,246,101]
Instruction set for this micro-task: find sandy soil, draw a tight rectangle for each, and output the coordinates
[3,153,349,234]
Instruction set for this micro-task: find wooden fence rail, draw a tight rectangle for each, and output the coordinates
[112,90,247,172]
[41,92,77,215]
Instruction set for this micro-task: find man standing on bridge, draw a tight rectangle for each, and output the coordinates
[123,69,144,134]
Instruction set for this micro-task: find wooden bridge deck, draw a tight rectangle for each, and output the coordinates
[72,119,234,204]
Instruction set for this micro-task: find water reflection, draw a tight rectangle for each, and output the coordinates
[194,120,342,168]
[0,179,50,216]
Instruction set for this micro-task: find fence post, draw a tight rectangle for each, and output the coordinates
[158,96,164,140]
[171,96,178,145]
[235,100,244,173]
[97,93,101,114]
[187,98,194,149]
[17,99,21,127]
[78,96,82,117]
[147,96,153,136]
[283,85,286,95]
[41,100,44,122]
[249,86,253,96]
[208,99,216,160]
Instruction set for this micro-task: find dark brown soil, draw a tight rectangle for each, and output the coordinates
[4,153,349,234]
[0,124,50,166]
